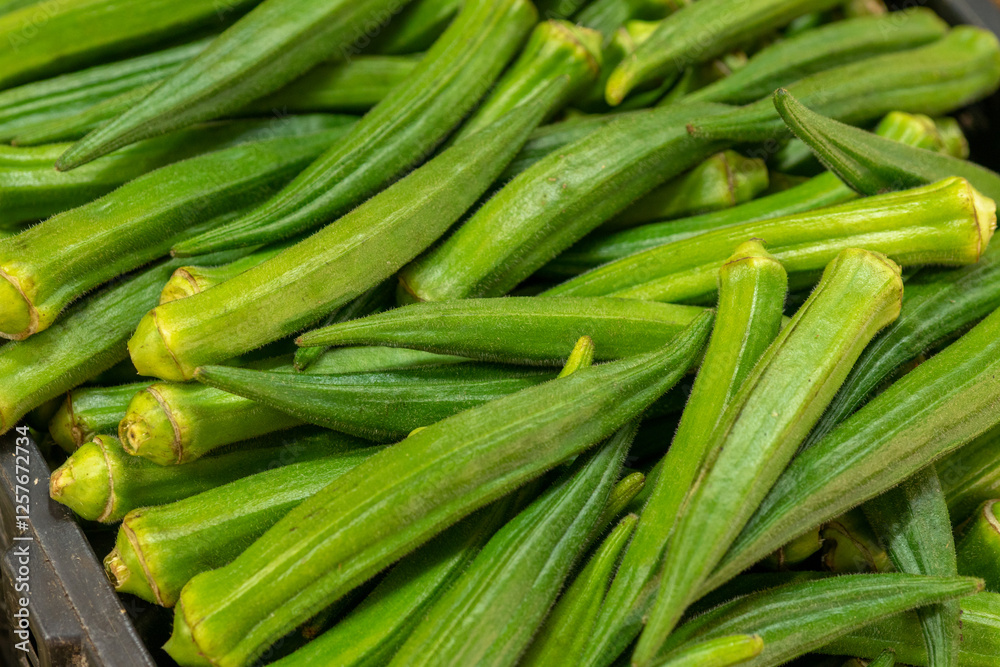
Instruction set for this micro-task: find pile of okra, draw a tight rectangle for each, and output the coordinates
[5,0,1000,664]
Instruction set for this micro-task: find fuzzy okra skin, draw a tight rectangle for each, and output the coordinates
[270,495,529,667]
[0,0,256,89]
[710,303,1000,598]
[48,381,152,452]
[297,297,705,365]
[396,102,733,304]
[163,313,712,667]
[54,0,411,170]
[371,0,460,54]
[521,514,638,667]
[194,363,558,443]
[49,434,342,523]
[684,9,947,106]
[175,0,537,255]
[130,95,556,382]
[863,469,960,667]
[604,151,769,231]
[0,38,210,141]
[604,0,840,105]
[389,423,635,667]
[820,592,1000,666]
[635,249,904,663]
[652,636,764,667]
[774,90,1000,202]
[106,442,377,607]
[546,178,994,303]
[584,241,787,667]
[938,427,1000,525]
[0,121,353,341]
[654,574,982,667]
[956,500,1000,592]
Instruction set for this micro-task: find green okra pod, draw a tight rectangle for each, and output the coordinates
[451,19,602,142]
[604,0,841,105]
[0,0,256,88]
[585,471,644,547]
[502,112,625,180]
[868,651,897,667]
[371,0,460,54]
[269,493,530,667]
[585,240,787,666]
[0,38,210,142]
[956,500,1000,592]
[106,440,377,607]
[0,120,353,340]
[521,514,638,667]
[119,380,303,466]
[938,426,1000,525]
[544,177,995,303]
[819,592,1000,666]
[764,528,823,570]
[820,510,891,574]
[193,363,558,443]
[163,313,712,667]
[575,0,685,35]
[864,468,961,667]
[130,93,557,382]
[773,90,1000,201]
[652,636,764,667]
[654,574,982,667]
[710,302,1000,598]
[49,434,344,523]
[684,9,948,106]
[297,297,705,366]
[173,0,537,254]
[0,0,40,13]
[0,114,355,228]
[603,151,769,231]
[388,422,635,667]
[54,0,412,170]
[48,381,152,452]
[635,248,904,663]
[396,102,734,304]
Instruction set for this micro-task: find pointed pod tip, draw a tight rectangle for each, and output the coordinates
[605,67,632,107]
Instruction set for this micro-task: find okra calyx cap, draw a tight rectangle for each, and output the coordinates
[49,438,112,522]
[0,269,36,340]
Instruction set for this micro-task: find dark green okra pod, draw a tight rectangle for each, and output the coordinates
[684,9,947,105]
[193,364,558,443]
[106,440,377,607]
[575,0,685,35]
[371,0,461,54]
[388,422,635,666]
[49,434,345,523]
[604,0,840,105]
[653,574,982,667]
[174,0,537,254]
[130,94,557,381]
[0,120,353,340]
[49,381,152,452]
[163,313,712,667]
[54,0,413,169]
[864,469,961,667]
[587,240,787,666]
[820,592,1000,666]
[636,249,903,663]
[711,303,1000,597]
[297,297,705,366]
[938,427,1000,525]
[545,177,994,303]
[956,500,1000,592]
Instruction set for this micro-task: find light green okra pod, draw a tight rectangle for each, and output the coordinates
[48,381,152,452]
[0,119,353,340]
[956,500,1000,593]
[521,514,638,667]
[544,177,995,303]
[585,240,787,666]
[652,636,764,667]
[709,303,1000,598]
[863,469,960,667]
[635,248,904,664]
[297,297,705,366]
[604,0,841,105]
[129,92,558,382]
[163,313,712,667]
[654,574,982,667]
[389,422,635,667]
[175,0,537,255]
[55,0,414,169]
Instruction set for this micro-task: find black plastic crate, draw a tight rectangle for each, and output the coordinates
[2,1,1000,665]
